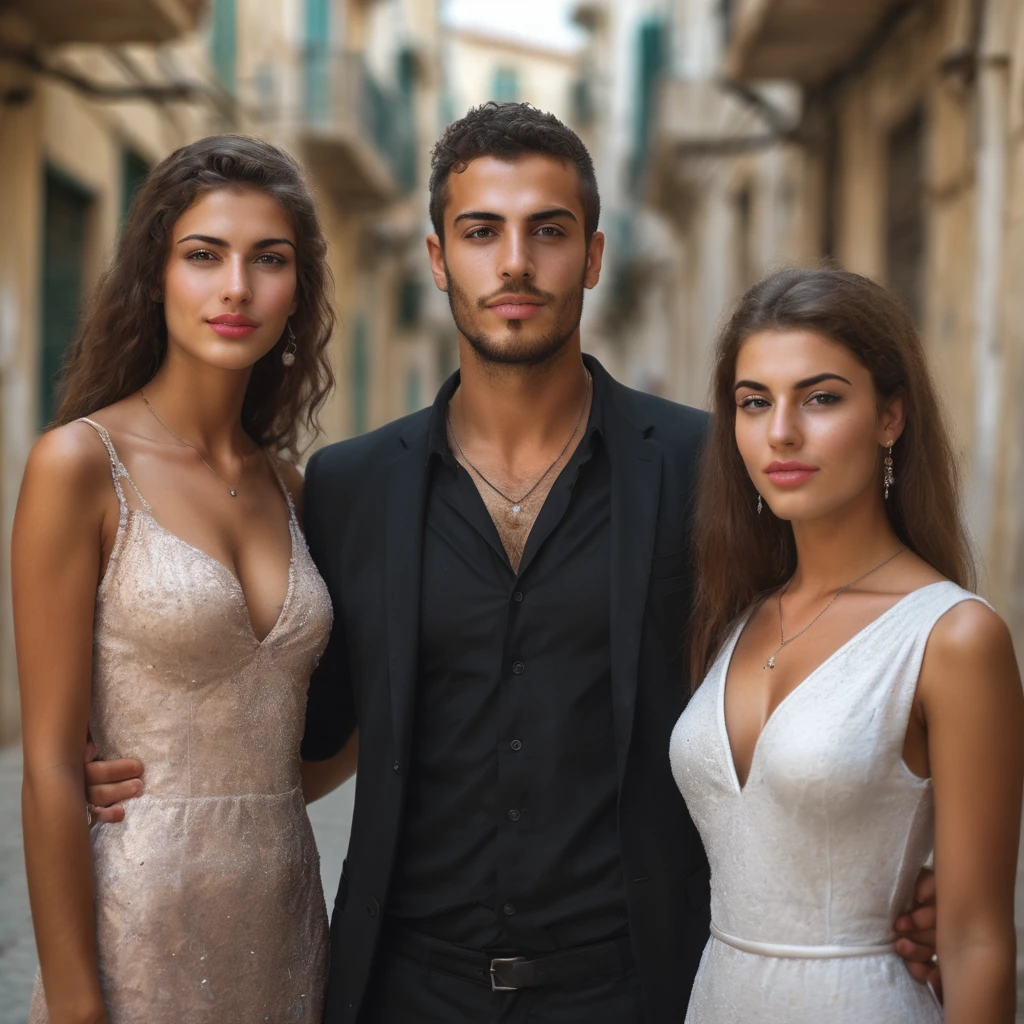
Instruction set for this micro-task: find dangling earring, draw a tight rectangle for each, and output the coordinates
[757,493,763,515]
[282,321,297,367]
[883,441,894,500]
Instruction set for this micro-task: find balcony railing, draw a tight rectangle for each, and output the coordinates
[300,48,415,206]
[726,0,919,83]
[8,0,205,44]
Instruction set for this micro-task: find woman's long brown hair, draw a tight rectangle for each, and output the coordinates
[689,266,975,686]
[55,134,335,454]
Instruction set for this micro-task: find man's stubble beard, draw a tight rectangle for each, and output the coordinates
[444,262,586,368]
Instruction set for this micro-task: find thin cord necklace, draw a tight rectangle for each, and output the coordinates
[446,370,592,517]
[140,390,247,497]
[763,546,908,670]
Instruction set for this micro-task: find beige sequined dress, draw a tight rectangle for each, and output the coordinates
[29,419,332,1024]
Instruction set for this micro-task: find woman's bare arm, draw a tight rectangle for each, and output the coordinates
[14,425,112,1024]
[922,600,1024,1023]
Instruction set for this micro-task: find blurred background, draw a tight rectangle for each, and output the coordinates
[0,0,1023,1017]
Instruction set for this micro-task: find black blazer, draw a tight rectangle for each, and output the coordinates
[302,357,712,1023]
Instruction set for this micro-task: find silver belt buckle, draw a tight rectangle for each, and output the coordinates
[489,955,526,991]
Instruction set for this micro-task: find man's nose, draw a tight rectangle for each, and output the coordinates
[498,230,534,280]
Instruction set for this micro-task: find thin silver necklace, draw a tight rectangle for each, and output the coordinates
[445,370,592,516]
[763,546,908,670]
[140,390,247,497]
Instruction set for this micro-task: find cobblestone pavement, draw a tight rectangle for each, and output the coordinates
[0,745,354,1024]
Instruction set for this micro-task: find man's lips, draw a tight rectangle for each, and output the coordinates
[207,314,258,338]
[486,298,545,321]
[764,461,819,488]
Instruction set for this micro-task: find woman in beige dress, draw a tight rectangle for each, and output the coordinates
[14,135,348,1024]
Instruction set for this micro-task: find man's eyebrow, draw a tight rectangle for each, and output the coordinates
[526,207,578,223]
[453,211,505,225]
[176,233,296,251]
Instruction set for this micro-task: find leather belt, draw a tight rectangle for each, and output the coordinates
[380,923,634,992]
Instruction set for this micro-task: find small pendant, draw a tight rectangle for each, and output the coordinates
[764,656,775,670]
[229,490,238,497]
[511,505,521,515]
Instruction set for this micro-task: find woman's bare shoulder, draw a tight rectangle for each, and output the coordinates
[18,421,116,535]
[25,421,112,489]
[928,597,1013,663]
[920,595,1020,702]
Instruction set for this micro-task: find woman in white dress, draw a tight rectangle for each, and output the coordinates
[670,267,1023,1022]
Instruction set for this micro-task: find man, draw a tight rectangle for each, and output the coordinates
[87,102,938,1022]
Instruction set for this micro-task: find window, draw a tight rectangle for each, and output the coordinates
[632,17,665,188]
[210,0,237,94]
[886,106,926,325]
[492,67,519,103]
[304,0,330,121]
[121,148,149,225]
[41,169,93,427]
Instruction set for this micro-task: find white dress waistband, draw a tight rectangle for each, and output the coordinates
[710,923,894,959]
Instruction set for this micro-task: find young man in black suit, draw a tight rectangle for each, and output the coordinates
[85,103,939,1022]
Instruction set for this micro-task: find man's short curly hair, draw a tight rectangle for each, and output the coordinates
[429,102,600,245]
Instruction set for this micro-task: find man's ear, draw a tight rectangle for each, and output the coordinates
[426,234,448,292]
[584,231,605,290]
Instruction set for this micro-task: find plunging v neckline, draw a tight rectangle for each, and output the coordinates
[718,582,948,793]
[129,508,296,647]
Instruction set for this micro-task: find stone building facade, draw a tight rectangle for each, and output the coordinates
[578,0,1024,1003]
[582,0,1024,657]
[0,0,445,743]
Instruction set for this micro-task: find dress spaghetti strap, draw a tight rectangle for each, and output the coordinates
[78,417,152,514]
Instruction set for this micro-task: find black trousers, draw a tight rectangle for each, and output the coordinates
[359,942,646,1023]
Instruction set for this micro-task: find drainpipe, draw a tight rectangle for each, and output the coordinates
[971,0,1010,567]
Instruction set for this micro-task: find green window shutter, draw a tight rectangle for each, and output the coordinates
[211,0,237,93]
[304,0,330,121]
[121,148,149,226]
[632,18,665,187]
[41,169,93,428]
[351,316,368,436]
[492,67,519,103]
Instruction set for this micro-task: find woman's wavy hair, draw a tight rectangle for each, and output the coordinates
[55,134,335,454]
[689,266,975,685]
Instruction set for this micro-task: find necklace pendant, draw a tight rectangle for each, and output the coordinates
[229,489,238,497]
[511,504,521,515]
[764,656,776,670]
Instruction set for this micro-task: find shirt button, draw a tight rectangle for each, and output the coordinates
[510,739,522,751]
[512,660,525,675]
[513,591,524,603]
[366,897,379,917]
[503,903,516,917]
[393,761,401,774]
[508,809,520,822]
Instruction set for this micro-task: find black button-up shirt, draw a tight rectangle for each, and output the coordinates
[386,368,627,953]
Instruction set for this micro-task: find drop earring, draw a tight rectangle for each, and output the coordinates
[282,321,297,367]
[757,493,763,515]
[883,442,894,500]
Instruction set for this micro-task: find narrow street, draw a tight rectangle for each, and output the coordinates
[0,745,354,1023]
